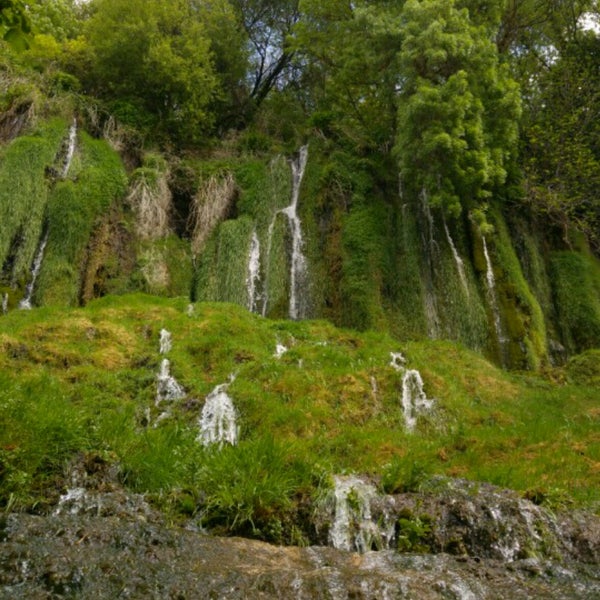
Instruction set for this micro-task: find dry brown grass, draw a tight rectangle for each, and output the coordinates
[127,168,173,241]
[188,172,237,256]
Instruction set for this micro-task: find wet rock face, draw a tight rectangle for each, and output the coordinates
[314,476,600,565]
[1,471,599,599]
[1,513,599,600]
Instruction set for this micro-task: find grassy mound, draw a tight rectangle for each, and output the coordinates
[0,294,598,542]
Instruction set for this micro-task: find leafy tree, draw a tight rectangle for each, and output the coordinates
[84,0,218,144]
[522,31,600,252]
[395,0,521,217]
[0,0,31,50]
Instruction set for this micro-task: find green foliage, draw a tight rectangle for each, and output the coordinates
[0,0,31,50]
[36,130,127,306]
[566,349,600,387]
[0,119,65,291]
[550,251,600,353]
[196,436,309,542]
[0,295,598,521]
[396,0,521,217]
[84,0,218,144]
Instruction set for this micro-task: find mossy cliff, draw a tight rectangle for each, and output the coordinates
[1,118,599,369]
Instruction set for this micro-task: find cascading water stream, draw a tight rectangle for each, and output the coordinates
[198,378,238,447]
[246,231,261,313]
[261,146,309,319]
[444,219,469,297]
[283,146,309,319]
[18,231,49,310]
[159,328,172,354]
[482,237,508,359]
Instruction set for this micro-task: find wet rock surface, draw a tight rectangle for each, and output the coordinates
[1,466,599,599]
[1,512,599,599]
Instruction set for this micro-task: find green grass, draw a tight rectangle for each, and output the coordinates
[0,294,598,540]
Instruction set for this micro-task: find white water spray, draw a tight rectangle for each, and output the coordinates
[156,359,185,405]
[1,293,7,315]
[198,379,238,447]
[246,230,261,313]
[444,220,469,297]
[159,329,172,354]
[18,231,49,310]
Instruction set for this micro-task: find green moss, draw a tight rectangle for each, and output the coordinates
[485,207,547,369]
[36,132,127,306]
[550,251,600,353]
[0,119,66,287]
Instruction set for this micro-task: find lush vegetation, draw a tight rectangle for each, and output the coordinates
[0,295,598,542]
[0,0,599,548]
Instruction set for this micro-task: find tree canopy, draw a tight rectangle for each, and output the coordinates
[2,0,599,252]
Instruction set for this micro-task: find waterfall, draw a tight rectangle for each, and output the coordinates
[18,231,49,310]
[328,475,395,553]
[444,220,469,297]
[198,379,238,447]
[1,293,7,315]
[61,118,77,178]
[159,329,172,354]
[282,145,309,320]
[155,359,185,405]
[482,237,508,358]
[246,231,261,313]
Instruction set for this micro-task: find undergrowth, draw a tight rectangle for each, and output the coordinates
[0,295,598,540]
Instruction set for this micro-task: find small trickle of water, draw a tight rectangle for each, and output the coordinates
[389,353,434,432]
[389,352,406,372]
[402,369,434,433]
[246,231,261,313]
[274,343,288,358]
[1,293,7,315]
[482,237,508,355]
[61,118,77,178]
[156,359,185,405]
[328,475,395,553]
[444,220,469,297]
[198,379,238,447]
[18,231,49,310]
[159,329,172,354]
